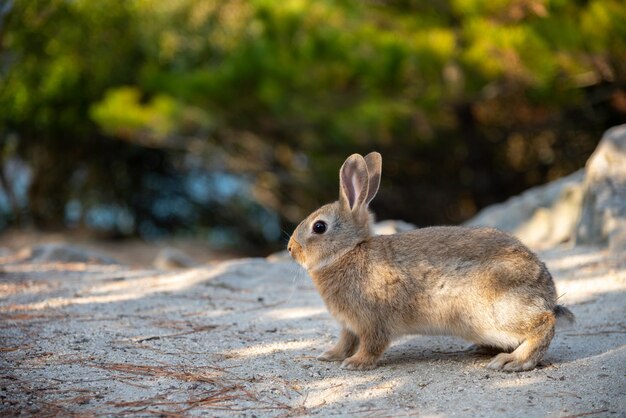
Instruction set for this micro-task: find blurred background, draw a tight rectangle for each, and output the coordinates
[1,0,625,257]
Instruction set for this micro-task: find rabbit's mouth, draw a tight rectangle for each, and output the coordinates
[287,237,305,266]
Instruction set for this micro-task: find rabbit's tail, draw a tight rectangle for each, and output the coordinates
[554,305,575,328]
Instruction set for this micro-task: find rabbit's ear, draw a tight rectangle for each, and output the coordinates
[339,154,369,211]
[364,152,382,205]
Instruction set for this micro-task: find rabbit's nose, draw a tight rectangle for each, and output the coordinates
[288,245,292,253]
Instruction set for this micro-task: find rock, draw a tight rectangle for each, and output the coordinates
[17,243,120,264]
[153,247,200,269]
[576,124,626,253]
[372,220,417,235]
[266,250,291,262]
[465,170,584,248]
[466,124,626,252]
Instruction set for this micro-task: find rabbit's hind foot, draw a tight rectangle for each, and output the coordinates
[486,311,556,372]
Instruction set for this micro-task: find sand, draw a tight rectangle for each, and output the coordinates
[1,244,625,416]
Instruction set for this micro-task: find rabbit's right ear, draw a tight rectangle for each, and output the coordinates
[339,154,369,211]
[363,152,382,205]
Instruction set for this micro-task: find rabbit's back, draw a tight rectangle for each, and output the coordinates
[386,226,537,266]
[377,226,551,292]
[362,226,557,338]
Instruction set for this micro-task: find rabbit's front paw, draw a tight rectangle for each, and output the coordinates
[317,349,346,362]
[340,355,377,371]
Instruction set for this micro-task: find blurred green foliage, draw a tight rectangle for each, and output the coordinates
[1,0,625,249]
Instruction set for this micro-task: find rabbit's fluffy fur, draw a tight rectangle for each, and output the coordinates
[288,152,574,371]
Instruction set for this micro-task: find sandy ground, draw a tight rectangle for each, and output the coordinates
[1,243,625,417]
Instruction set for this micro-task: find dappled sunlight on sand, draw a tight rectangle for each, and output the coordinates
[491,376,545,389]
[265,307,326,320]
[0,281,55,298]
[0,265,231,311]
[88,267,227,295]
[556,273,626,304]
[545,248,607,271]
[543,245,626,305]
[301,374,393,408]
[229,339,315,359]
[7,293,157,311]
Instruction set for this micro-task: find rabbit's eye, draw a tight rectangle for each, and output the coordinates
[312,221,327,234]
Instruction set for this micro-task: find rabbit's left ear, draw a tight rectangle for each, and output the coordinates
[363,152,382,205]
[339,154,369,211]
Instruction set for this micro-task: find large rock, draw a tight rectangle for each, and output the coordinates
[467,124,626,252]
[372,219,417,235]
[576,125,626,252]
[465,170,584,248]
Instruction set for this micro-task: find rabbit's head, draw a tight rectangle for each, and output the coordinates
[288,152,382,271]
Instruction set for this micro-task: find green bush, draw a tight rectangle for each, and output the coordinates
[1,0,625,249]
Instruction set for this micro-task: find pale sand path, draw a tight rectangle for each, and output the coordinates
[1,245,625,416]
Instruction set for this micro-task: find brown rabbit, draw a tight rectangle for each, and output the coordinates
[288,152,574,371]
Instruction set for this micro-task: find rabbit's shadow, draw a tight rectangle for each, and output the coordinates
[378,342,572,372]
[379,338,498,368]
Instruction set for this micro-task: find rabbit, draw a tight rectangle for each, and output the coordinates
[287,152,574,372]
